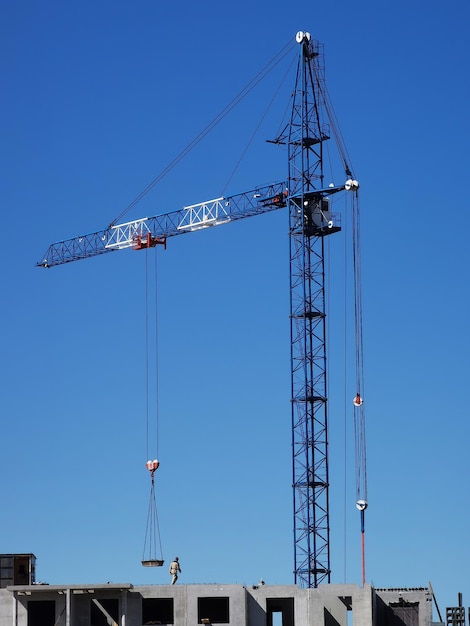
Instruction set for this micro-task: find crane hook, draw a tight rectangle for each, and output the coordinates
[146,459,160,481]
[353,393,363,407]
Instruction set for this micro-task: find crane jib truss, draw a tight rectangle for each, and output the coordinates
[37,32,360,589]
[37,182,290,267]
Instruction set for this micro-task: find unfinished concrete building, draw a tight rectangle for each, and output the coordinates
[0,554,449,626]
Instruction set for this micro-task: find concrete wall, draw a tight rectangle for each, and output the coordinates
[0,582,433,626]
[247,584,305,626]
[306,583,374,626]
[136,584,247,626]
[0,589,13,623]
[375,588,433,626]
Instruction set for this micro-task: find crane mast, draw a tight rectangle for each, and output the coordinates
[37,31,361,589]
[288,32,338,588]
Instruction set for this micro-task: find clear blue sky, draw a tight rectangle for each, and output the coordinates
[2,0,469,617]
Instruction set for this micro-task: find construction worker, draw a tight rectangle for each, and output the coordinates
[169,557,181,585]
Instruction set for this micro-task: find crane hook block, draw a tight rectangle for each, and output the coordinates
[353,393,363,406]
[146,459,160,472]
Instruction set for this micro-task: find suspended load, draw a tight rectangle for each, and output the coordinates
[142,459,164,567]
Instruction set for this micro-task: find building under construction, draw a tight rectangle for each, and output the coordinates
[0,553,442,626]
[1,553,468,626]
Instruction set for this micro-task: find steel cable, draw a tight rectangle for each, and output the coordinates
[111,38,296,226]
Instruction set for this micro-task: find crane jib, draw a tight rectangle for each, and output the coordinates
[36,181,290,268]
[36,180,355,268]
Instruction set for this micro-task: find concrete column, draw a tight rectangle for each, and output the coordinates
[121,589,128,626]
[66,588,71,626]
[12,591,17,626]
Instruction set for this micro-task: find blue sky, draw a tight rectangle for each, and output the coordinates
[2,0,470,617]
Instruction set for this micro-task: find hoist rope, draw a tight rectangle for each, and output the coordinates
[314,71,354,179]
[352,192,367,504]
[336,189,367,583]
[145,250,160,460]
[143,248,164,564]
[110,38,296,226]
[341,195,350,582]
[153,249,160,459]
[145,251,150,460]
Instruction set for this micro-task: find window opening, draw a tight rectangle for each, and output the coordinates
[198,597,230,623]
[142,598,174,624]
[266,598,294,626]
[27,600,55,626]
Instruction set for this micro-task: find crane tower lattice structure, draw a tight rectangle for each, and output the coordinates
[288,33,336,589]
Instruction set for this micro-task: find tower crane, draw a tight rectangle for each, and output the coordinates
[37,31,363,589]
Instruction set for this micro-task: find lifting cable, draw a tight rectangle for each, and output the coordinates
[220,52,291,196]
[145,249,160,462]
[142,249,164,567]
[340,196,350,584]
[110,38,296,227]
[335,150,367,586]
[315,72,354,179]
[221,52,297,195]
[351,189,368,585]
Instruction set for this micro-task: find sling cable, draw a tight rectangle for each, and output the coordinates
[351,189,368,586]
[142,245,165,567]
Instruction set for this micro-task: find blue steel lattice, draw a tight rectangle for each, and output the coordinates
[288,33,339,588]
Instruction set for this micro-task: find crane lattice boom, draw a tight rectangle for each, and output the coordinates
[37,182,292,267]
